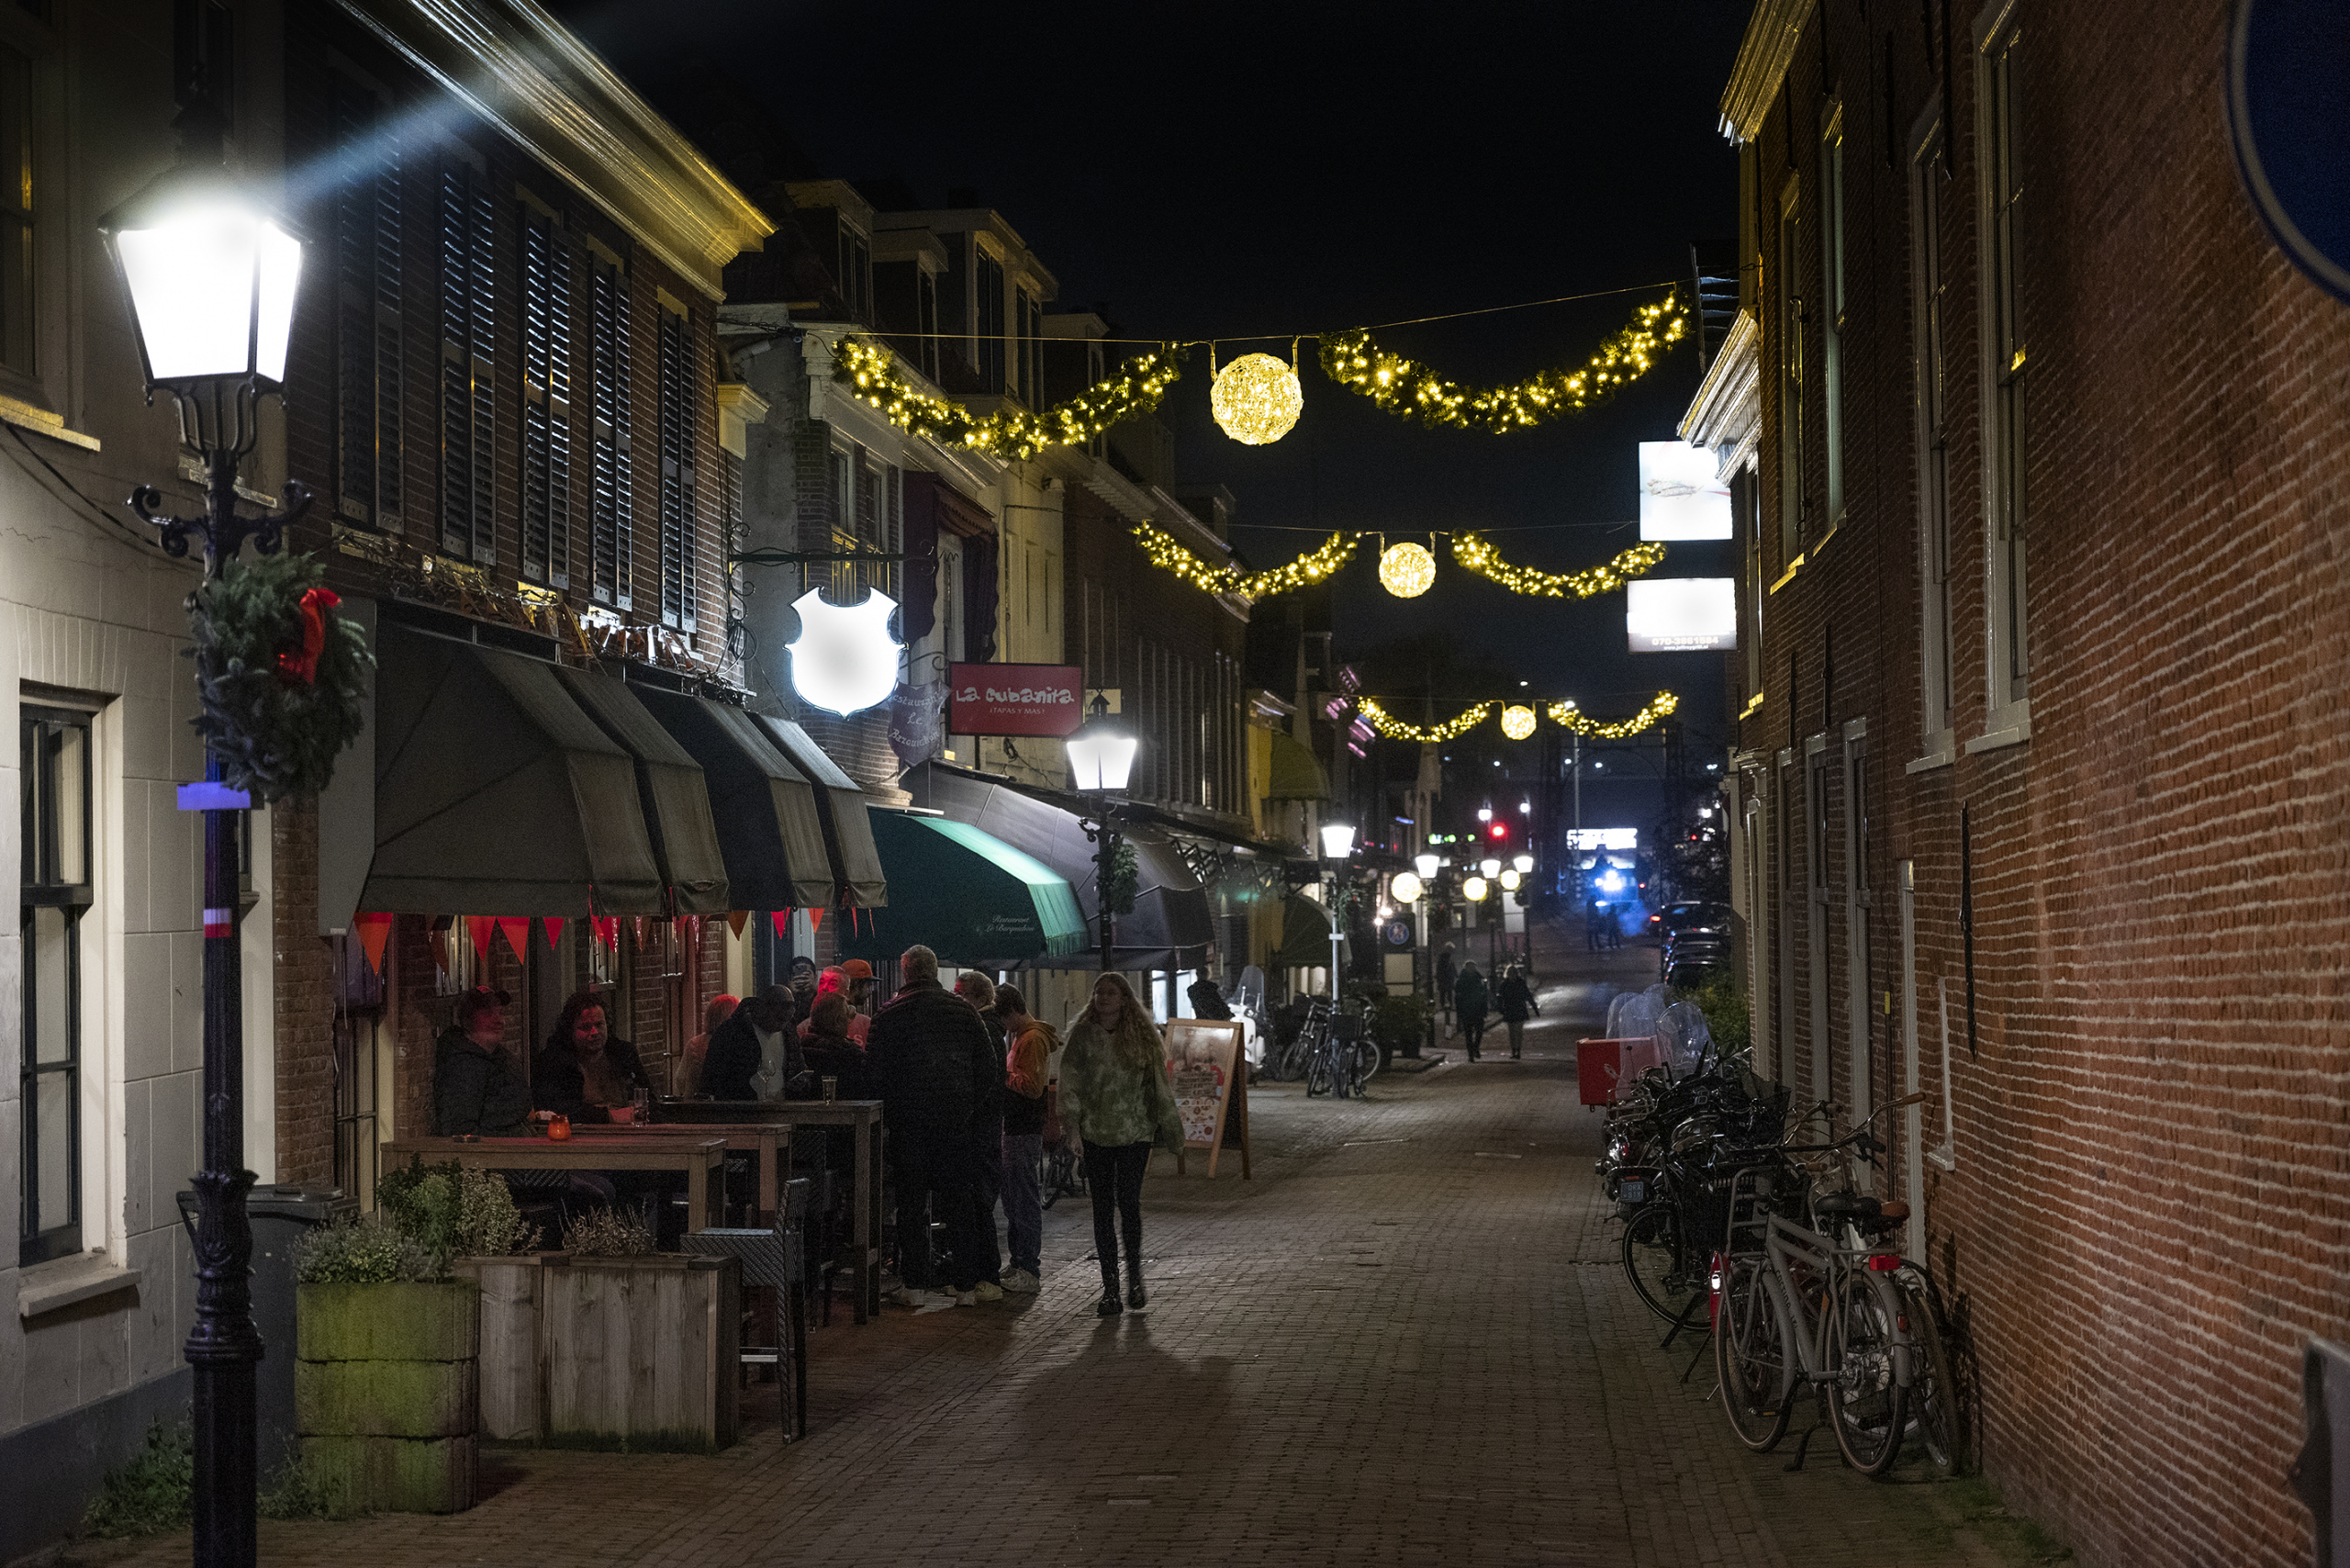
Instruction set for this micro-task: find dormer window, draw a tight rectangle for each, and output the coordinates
[837,223,871,322]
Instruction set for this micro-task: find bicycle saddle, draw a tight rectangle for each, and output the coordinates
[1812,1193,1884,1218]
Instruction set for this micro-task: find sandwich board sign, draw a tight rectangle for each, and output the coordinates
[1163,1018,1250,1180]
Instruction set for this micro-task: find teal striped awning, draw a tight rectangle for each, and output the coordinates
[834,809,1085,964]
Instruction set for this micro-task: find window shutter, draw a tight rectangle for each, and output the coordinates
[439,157,496,565]
[656,304,698,632]
[331,72,401,531]
[590,254,633,610]
[520,207,572,588]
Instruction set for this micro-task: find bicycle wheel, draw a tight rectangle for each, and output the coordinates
[1903,1278,1971,1474]
[1826,1271,1909,1476]
[1305,1045,1335,1098]
[1714,1255,1793,1451]
[1621,1204,1698,1325]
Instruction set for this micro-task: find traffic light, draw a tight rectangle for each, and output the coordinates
[1488,821,1507,841]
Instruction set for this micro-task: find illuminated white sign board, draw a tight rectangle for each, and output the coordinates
[787,588,902,715]
[1569,827,1639,850]
[1638,440,1732,541]
[1627,577,1738,653]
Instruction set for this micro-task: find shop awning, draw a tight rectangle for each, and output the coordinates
[553,669,729,914]
[901,759,1214,969]
[632,688,836,910]
[751,716,889,909]
[1266,729,1331,801]
[363,623,664,914]
[1275,893,1341,968]
[834,809,1084,964]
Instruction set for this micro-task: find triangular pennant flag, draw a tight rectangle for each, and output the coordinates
[770,910,789,940]
[497,918,532,963]
[593,915,619,952]
[465,915,497,965]
[352,913,393,976]
[728,910,749,939]
[542,916,565,951]
[810,908,824,935]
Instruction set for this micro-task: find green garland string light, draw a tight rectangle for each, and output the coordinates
[1131,523,1360,599]
[1317,293,1688,432]
[1546,691,1680,739]
[832,336,1187,463]
[189,551,373,801]
[1451,535,1667,598]
[1357,691,1680,744]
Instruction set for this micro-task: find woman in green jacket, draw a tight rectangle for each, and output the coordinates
[1058,972,1182,1316]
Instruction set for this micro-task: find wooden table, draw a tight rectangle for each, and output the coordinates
[593,1122,794,1216]
[657,1100,885,1323]
[381,1135,728,1235]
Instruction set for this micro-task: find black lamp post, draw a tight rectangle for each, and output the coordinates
[100,106,309,1568]
[1065,693,1138,972]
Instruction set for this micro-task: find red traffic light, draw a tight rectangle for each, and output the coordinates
[1488,823,1506,839]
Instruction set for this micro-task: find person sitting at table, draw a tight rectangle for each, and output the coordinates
[703,985,811,1102]
[432,987,529,1137]
[533,989,652,1124]
[679,992,739,1097]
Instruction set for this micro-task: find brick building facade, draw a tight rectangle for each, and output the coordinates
[1696,2,2350,1562]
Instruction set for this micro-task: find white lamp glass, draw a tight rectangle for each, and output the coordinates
[1390,871,1423,903]
[1065,700,1139,793]
[1462,876,1489,902]
[1476,805,1493,822]
[1480,857,1501,879]
[785,588,902,716]
[109,192,303,387]
[1320,823,1357,859]
[1413,852,1439,879]
[1499,868,1522,890]
[1512,853,1534,874]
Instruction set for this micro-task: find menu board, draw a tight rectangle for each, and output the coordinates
[1164,1019,1250,1180]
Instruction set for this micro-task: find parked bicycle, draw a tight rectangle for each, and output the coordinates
[1306,1002,1380,1099]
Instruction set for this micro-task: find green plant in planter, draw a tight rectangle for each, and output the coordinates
[375,1159,540,1272]
[560,1205,655,1258]
[293,1215,433,1286]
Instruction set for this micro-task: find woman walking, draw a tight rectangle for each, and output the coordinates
[1497,964,1535,1060]
[1058,973,1182,1316]
[1454,962,1491,1062]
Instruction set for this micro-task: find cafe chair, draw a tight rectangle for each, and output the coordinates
[681,1176,810,1441]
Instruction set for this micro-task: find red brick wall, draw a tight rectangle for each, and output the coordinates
[1737,4,2350,1563]
[270,801,336,1185]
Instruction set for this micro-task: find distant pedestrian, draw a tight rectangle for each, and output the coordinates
[1058,973,1182,1316]
[992,984,1057,1294]
[870,946,1001,1307]
[1497,965,1535,1060]
[955,971,1009,1294]
[1454,962,1491,1062]
[1436,945,1459,1037]
[1187,972,1233,1020]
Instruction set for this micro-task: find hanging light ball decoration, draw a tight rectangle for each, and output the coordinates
[1462,876,1491,902]
[1499,868,1522,891]
[1210,351,1304,444]
[1391,870,1424,903]
[1500,703,1538,740]
[1379,541,1437,598]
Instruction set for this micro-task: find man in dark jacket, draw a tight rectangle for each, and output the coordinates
[1454,961,1491,1062]
[1436,945,1459,1037]
[1497,964,1537,1060]
[433,987,530,1136]
[701,985,807,1102]
[532,990,651,1124]
[868,945,1000,1306]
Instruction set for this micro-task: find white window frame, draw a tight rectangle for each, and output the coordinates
[1908,98,1957,771]
[1819,101,1848,530]
[1775,175,1805,566]
[1972,0,2031,751]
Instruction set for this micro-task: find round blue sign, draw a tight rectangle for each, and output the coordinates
[1382,920,1414,947]
[2228,0,2350,303]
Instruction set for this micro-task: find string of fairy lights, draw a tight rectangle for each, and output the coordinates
[1358,691,1680,745]
[826,288,1688,461]
[1131,525,1667,604]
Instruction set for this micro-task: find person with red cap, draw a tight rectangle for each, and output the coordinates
[800,959,874,1047]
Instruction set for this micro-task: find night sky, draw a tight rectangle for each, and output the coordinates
[552,0,1754,828]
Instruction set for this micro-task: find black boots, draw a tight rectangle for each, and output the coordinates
[1125,1260,1147,1310]
[1097,1276,1123,1316]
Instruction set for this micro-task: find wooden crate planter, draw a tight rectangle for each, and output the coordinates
[452,1254,562,1442]
[543,1254,739,1452]
[295,1281,478,1513]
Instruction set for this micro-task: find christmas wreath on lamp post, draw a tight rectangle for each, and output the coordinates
[185,549,371,801]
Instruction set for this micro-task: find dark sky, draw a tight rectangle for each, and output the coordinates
[553,0,1753,821]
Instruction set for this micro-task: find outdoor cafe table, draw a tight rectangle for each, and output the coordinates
[658,1099,884,1323]
[380,1134,727,1234]
[590,1121,794,1216]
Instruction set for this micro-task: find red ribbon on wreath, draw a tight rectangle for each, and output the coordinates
[276,587,341,686]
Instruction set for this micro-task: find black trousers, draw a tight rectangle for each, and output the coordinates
[892,1128,992,1292]
[1082,1140,1152,1288]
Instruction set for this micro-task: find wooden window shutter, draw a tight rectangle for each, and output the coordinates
[330,71,401,531]
[589,253,633,610]
[520,205,573,588]
[439,156,496,565]
[656,301,698,632]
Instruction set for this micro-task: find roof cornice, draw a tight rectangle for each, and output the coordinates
[1679,311,1760,478]
[330,0,773,298]
[1718,0,1817,143]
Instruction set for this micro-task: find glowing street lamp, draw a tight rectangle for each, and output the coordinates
[1319,822,1358,859]
[1513,853,1534,875]
[1499,868,1522,891]
[1462,876,1490,902]
[1067,693,1141,969]
[1480,857,1502,879]
[1414,852,1440,880]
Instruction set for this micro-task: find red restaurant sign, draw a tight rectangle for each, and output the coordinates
[948,663,1086,736]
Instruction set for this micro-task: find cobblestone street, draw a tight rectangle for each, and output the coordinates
[68,925,2058,1567]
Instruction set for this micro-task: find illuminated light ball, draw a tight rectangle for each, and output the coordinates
[1379,542,1437,599]
[1499,868,1522,891]
[1462,876,1490,903]
[1210,353,1304,444]
[1391,871,1424,903]
[1500,704,1537,741]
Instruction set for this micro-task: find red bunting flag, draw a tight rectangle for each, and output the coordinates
[542,916,565,951]
[727,910,749,939]
[352,913,393,976]
[496,918,532,962]
[464,915,496,966]
[593,915,619,951]
[770,910,790,940]
[810,908,824,935]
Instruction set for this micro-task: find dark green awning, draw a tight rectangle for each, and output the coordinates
[752,715,888,908]
[1276,893,1341,968]
[632,689,835,911]
[1266,729,1331,801]
[364,623,663,914]
[834,809,1083,964]
[553,669,730,914]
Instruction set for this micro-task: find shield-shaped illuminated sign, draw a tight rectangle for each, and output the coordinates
[787,588,902,716]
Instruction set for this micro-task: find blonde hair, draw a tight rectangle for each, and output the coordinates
[1079,973,1161,1070]
[955,971,997,1009]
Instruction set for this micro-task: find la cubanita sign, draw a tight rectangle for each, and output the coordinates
[949,663,1085,736]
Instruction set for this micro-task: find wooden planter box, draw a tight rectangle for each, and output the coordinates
[295,1281,478,1514]
[453,1253,739,1452]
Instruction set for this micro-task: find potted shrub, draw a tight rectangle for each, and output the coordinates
[540,1207,740,1453]
[291,1162,537,1512]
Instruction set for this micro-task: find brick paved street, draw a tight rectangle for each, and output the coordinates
[64,923,2063,1568]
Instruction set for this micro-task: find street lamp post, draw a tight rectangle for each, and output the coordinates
[100,108,308,1568]
[1317,823,1354,998]
[1066,693,1140,974]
